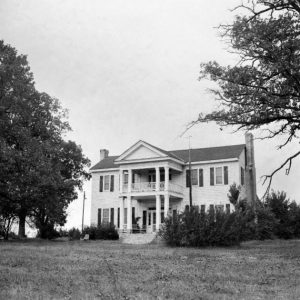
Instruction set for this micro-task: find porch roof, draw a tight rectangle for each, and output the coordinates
[90,143,245,171]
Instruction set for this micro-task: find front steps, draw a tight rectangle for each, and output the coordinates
[120,233,156,244]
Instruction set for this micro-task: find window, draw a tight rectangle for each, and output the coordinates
[216,167,223,184]
[104,175,110,191]
[199,169,204,187]
[100,175,114,192]
[210,166,229,185]
[241,167,245,185]
[215,205,224,212]
[103,208,109,224]
[124,173,129,184]
[186,169,198,187]
[200,205,205,213]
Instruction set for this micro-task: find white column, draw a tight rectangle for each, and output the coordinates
[164,194,169,218]
[156,167,160,192]
[127,196,132,232]
[164,166,169,192]
[156,194,161,231]
[128,169,132,193]
[120,197,124,230]
[120,170,123,193]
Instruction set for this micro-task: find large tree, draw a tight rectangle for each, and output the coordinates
[195,0,300,195]
[0,40,90,237]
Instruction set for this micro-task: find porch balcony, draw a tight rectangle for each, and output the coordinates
[122,181,183,195]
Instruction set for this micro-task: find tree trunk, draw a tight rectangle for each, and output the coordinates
[18,213,26,238]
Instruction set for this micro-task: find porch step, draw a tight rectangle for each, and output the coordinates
[120,233,156,244]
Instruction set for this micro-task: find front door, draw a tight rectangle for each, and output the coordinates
[147,210,156,233]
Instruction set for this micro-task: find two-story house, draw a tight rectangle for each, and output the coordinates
[90,133,256,233]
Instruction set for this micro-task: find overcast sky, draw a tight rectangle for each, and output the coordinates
[1,0,299,230]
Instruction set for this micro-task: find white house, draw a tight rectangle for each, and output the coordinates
[90,133,256,233]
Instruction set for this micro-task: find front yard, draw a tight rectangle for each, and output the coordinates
[0,239,300,299]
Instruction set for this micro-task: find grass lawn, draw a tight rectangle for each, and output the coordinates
[0,239,300,299]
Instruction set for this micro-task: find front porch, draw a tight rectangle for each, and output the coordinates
[119,194,182,234]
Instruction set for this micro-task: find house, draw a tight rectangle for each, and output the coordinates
[90,133,256,233]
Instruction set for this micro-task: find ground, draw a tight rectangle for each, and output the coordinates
[0,239,300,299]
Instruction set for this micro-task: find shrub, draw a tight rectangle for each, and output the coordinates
[83,224,119,240]
[37,223,61,239]
[68,227,81,240]
[159,207,243,247]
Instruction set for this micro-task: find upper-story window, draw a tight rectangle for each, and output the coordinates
[104,175,110,191]
[210,166,228,186]
[186,169,204,187]
[186,169,198,187]
[99,175,114,192]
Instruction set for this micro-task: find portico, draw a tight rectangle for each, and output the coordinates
[118,165,183,232]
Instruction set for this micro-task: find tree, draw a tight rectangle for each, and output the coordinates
[193,0,300,196]
[0,40,91,237]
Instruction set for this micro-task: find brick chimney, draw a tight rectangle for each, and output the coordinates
[100,149,109,161]
[245,132,257,207]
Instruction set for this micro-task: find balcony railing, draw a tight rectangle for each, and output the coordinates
[122,181,183,194]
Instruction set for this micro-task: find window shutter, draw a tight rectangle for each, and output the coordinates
[132,207,135,225]
[99,176,103,192]
[110,175,114,192]
[199,169,204,187]
[210,168,214,186]
[97,208,101,226]
[224,166,228,185]
[142,211,147,229]
[186,170,190,187]
[117,208,120,228]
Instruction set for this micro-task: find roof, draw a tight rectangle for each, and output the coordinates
[90,143,245,171]
[170,144,245,163]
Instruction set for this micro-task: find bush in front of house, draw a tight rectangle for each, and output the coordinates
[83,223,119,240]
[68,227,81,240]
[159,208,243,247]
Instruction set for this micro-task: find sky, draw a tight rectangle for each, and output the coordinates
[1,0,299,230]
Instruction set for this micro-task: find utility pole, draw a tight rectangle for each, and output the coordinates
[81,191,86,233]
[187,136,192,208]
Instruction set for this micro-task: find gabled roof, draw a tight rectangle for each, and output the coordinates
[90,156,119,170]
[90,142,245,171]
[170,144,245,163]
[114,140,184,162]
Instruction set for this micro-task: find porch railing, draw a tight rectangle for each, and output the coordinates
[121,181,183,194]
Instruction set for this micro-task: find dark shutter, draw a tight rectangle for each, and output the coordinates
[161,212,164,223]
[97,208,101,226]
[241,167,245,185]
[99,176,103,192]
[117,208,120,228]
[110,175,114,192]
[132,207,135,224]
[142,211,147,230]
[199,169,203,187]
[110,208,114,225]
[172,210,177,222]
[186,170,190,187]
[209,204,214,212]
[224,166,228,185]
[210,168,214,186]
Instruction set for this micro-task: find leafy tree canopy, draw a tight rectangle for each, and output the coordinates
[0,40,91,237]
[195,0,300,195]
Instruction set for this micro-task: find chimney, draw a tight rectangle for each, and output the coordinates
[245,132,257,207]
[100,149,109,161]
